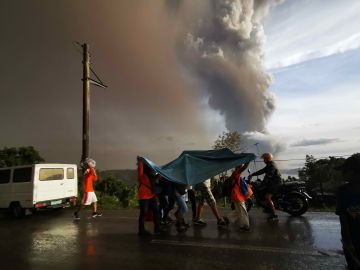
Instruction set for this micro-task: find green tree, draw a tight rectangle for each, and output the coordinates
[298,155,316,188]
[298,155,345,194]
[213,131,245,152]
[95,176,137,208]
[212,131,245,205]
[0,146,45,167]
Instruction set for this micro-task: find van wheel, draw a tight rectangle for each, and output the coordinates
[9,203,25,218]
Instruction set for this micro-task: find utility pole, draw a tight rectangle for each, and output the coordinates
[253,143,261,180]
[81,43,90,162]
[80,43,107,162]
[254,142,260,155]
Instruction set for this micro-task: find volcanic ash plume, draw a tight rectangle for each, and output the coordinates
[176,0,279,133]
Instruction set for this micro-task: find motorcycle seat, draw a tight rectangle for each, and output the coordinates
[279,181,305,192]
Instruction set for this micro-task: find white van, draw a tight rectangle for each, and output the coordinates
[0,164,78,218]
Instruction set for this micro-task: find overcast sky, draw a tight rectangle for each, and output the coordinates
[263,0,360,173]
[1,0,359,174]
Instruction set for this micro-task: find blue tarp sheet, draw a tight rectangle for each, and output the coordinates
[139,148,256,185]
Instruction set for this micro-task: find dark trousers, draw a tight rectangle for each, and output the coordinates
[138,198,160,233]
[187,189,197,220]
[163,196,175,220]
[158,194,168,220]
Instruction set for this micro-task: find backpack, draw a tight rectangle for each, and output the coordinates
[240,177,249,196]
[222,176,249,197]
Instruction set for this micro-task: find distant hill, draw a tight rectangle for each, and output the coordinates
[98,169,137,186]
[281,168,301,177]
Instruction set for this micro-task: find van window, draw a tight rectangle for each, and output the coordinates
[39,168,64,181]
[67,168,75,179]
[0,169,11,184]
[13,167,32,183]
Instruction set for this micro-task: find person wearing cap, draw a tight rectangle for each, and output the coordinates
[336,153,360,269]
[74,158,102,219]
[249,153,282,221]
[193,178,229,228]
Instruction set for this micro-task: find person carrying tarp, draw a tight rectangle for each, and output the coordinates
[193,178,229,229]
[173,182,189,232]
[137,157,161,236]
[229,163,252,231]
[138,149,257,229]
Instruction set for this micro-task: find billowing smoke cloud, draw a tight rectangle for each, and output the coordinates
[170,0,285,154]
[243,131,287,156]
[0,0,285,169]
[175,0,278,132]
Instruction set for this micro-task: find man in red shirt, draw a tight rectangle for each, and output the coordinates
[74,158,102,219]
[137,157,161,235]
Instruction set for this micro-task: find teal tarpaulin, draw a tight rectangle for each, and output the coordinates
[139,148,256,186]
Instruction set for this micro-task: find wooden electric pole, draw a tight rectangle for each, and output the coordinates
[81,43,90,162]
[80,43,107,162]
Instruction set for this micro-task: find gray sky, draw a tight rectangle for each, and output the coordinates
[2,0,359,173]
[0,1,211,169]
[264,0,360,172]
[0,1,279,169]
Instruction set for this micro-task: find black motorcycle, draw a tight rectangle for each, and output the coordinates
[246,179,312,216]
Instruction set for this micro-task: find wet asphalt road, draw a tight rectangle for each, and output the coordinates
[0,208,346,270]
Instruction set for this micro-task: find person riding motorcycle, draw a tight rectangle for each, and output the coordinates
[249,153,282,221]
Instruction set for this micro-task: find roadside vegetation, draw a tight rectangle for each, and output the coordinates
[0,141,351,210]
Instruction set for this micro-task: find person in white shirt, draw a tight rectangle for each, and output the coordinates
[193,179,228,228]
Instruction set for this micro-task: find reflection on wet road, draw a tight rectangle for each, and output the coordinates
[0,209,346,270]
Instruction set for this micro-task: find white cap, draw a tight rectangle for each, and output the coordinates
[85,158,96,168]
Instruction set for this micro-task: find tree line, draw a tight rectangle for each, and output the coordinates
[0,138,351,208]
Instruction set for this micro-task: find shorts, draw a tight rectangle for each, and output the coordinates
[196,182,216,207]
[82,191,98,205]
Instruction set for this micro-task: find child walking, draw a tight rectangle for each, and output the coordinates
[74,158,102,219]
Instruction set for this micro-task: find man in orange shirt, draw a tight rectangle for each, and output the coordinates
[74,158,102,219]
[137,157,161,235]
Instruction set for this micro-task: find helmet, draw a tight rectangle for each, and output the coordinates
[85,158,96,168]
[261,153,273,162]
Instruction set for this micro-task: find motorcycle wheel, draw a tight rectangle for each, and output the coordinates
[284,193,309,216]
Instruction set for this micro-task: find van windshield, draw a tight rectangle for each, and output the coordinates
[39,168,64,181]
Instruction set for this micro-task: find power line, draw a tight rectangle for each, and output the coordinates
[252,154,352,163]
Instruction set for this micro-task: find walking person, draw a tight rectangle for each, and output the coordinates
[137,157,161,236]
[160,179,176,224]
[230,163,252,231]
[173,183,189,232]
[193,179,228,228]
[74,158,102,219]
[249,153,282,221]
[187,186,197,221]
